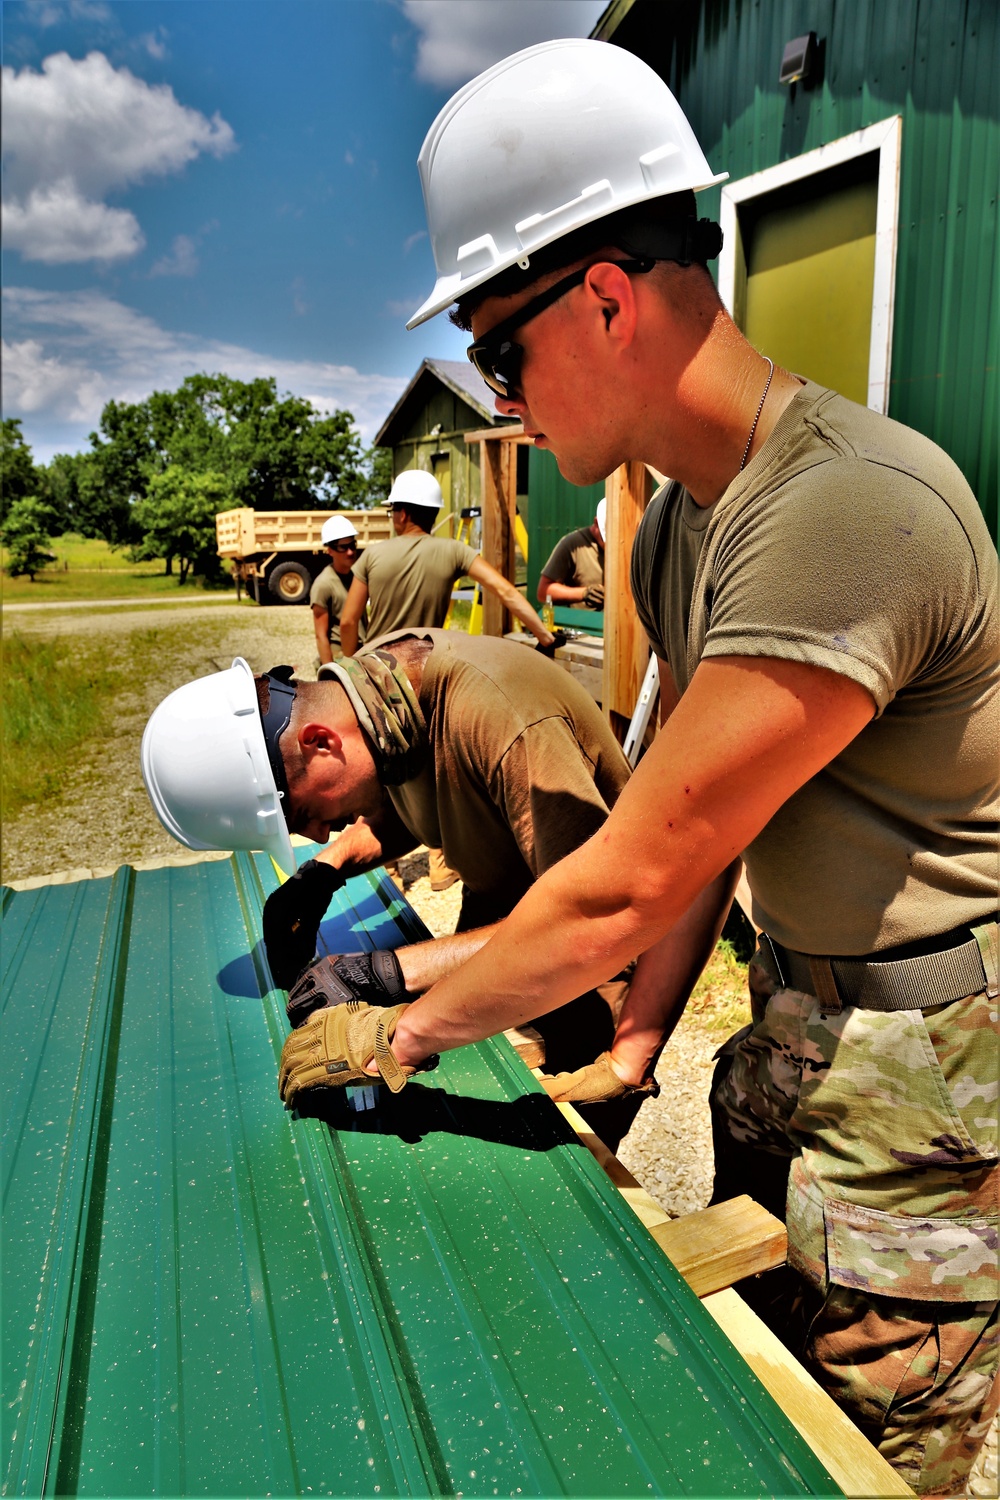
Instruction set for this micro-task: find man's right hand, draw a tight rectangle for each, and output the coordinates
[583,583,605,609]
[286,949,407,1027]
[263,859,344,990]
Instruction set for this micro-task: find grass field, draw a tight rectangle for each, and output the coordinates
[1,534,236,603]
[1,631,116,820]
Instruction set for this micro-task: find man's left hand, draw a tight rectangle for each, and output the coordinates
[286,949,408,1026]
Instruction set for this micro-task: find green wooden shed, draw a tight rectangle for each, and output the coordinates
[595,0,998,532]
[374,358,520,538]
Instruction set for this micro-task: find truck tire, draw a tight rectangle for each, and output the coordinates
[267,561,312,605]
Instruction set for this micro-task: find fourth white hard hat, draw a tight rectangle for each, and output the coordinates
[384,470,443,511]
[407,38,727,328]
[321,514,358,545]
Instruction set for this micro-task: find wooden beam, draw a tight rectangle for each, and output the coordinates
[703,1290,913,1497]
[602,460,654,743]
[462,422,530,445]
[478,437,517,636]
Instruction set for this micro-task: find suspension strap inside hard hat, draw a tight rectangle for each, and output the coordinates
[259,666,297,815]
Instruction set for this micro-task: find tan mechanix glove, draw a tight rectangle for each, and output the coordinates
[539,1051,660,1104]
[278,1000,438,1106]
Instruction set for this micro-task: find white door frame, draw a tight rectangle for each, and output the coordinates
[717,116,903,412]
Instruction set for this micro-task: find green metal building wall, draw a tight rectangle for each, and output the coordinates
[526,448,604,604]
[601,0,999,532]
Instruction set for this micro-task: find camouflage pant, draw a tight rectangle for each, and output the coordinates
[711,949,999,1496]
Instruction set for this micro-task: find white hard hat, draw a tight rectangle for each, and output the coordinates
[595,498,607,541]
[407,38,727,328]
[321,514,358,545]
[140,658,297,875]
[384,470,443,511]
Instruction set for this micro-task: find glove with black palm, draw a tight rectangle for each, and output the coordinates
[286,948,408,1027]
[263,859,344,991]
[582,584,605,609]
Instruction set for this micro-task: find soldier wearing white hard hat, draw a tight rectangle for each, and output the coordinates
[337,466,554,658]
[276,39,999,1494]
[310,514,364,665]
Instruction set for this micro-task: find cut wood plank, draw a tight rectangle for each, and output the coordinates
[703,1289,914,1498]
[651,1195,787,1297]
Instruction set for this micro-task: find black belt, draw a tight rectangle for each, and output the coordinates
[760,916,999,1013]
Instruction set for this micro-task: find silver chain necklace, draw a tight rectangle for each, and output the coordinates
[739,357,774,471]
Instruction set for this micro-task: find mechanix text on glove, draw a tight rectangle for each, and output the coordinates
[285,949,406,1027]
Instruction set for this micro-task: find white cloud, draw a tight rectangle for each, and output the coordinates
[3,180,144,263]
[2,50,235,264]
[403,0,607,87]
[2,287,407,456]
[149,233,199,278]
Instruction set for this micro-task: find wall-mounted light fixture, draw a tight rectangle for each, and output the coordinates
[779,32,818,86]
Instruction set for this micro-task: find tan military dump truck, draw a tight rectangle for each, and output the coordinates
[216,508,392,605]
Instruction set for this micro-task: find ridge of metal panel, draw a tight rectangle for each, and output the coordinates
[3,860,841,1497]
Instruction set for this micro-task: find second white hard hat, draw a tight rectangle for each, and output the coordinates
[321,514,358,545]
[595,498,607,541]
[384,470,443,511]
[140,658,296,875]
[407,38,726,328]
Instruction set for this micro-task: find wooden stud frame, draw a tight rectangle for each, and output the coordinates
[717,116,903,413]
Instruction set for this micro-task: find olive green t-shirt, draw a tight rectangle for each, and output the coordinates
[371,629,630,906]
[540,527,604,608]
[630,380,999,955]
[352,535,479,639]
[309,565,365,651]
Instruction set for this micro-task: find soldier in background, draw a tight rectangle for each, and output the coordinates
[537,497,606,612]
[310,514,365,666]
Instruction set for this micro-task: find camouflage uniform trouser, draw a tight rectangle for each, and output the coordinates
[711,949,999,1496]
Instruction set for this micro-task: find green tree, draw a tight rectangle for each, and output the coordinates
[1,497,58,579]
[131,467,237,584]
[1,420,44,526]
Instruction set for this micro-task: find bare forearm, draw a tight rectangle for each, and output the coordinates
[544,581,585,603]
[610,860,741,1085]
[313,619,333,664]
[472,559,554,647]
[340,619,359,656]
[395,924,501,993]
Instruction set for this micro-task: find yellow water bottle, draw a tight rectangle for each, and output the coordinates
[542,594,555,632]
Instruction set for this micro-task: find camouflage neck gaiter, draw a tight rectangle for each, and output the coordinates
[321,647,427,787]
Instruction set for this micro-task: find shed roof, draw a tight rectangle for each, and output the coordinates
[375,358,514,447]
[2,856,838,1497]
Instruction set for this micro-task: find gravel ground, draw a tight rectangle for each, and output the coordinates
[5,596,995,1493]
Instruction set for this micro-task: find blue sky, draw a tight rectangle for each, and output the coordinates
[2,0,606,460]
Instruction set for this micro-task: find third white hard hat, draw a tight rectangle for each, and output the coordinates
[407,38,727,329]
[384,470,443,511]
[321,514,358,545]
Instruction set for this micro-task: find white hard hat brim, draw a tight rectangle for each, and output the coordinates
[405,177,726,329]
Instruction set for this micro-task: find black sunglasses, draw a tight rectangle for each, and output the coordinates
[466,257,654,399]
[327,540,358,553]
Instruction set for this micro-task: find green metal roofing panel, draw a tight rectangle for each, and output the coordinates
[3,858,842,1497]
